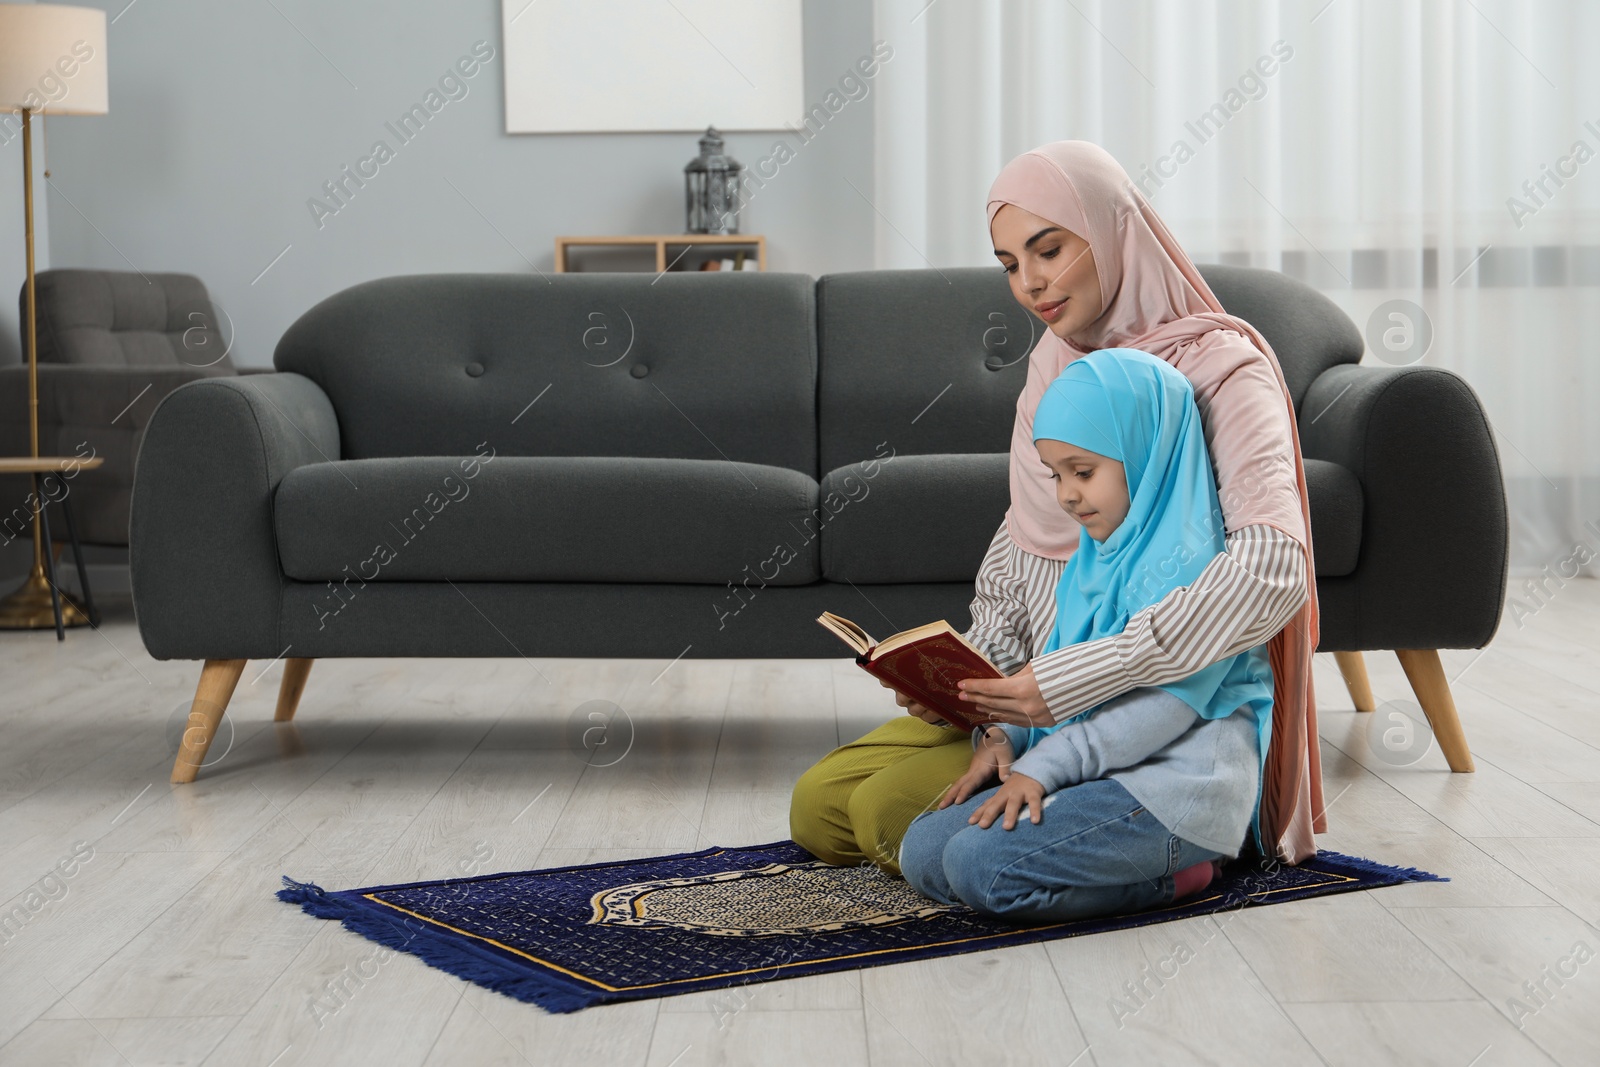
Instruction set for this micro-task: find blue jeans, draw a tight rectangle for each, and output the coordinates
[899,777,1228,923]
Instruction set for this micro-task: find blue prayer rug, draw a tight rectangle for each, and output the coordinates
[278,840,1445,1014]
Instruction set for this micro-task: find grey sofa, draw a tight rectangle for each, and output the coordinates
[131,266,1508,782]
[1,269,261,548]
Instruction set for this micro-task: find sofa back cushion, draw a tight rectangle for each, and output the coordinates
[13,268,235,370]
[816,268,1032,474]
[815,265,1363,465]
[273,272,817,474]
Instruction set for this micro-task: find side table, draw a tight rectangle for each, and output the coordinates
[0,455,105,640]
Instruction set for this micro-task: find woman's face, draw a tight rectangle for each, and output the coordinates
[991,203,1104,342]
[1035,438,1129,542]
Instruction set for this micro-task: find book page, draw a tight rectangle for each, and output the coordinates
[816,612,874,657]
[872,620,952,658]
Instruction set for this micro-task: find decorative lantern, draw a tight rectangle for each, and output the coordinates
[684,126,744,235]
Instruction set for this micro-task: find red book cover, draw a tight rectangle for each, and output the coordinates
[859,635,1004,732]
[816,612,1004,733]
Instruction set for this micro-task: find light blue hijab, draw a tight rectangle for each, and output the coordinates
[1019,348,1274,826]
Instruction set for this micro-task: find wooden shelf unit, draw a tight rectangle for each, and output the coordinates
[555,234,766,273]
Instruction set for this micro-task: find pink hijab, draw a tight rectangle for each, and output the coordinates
[988,141,1326,864]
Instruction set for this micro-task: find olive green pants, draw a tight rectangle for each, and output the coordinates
[789,716,973,876]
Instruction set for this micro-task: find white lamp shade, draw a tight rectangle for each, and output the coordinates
[0,4,107,115]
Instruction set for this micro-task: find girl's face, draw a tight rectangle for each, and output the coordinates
[1035,438,1129,542]
[990,203,1104,342]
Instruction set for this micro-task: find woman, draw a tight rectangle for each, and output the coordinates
[789,140,1326,870]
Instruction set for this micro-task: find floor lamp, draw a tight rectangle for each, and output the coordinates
[0,5,108,629]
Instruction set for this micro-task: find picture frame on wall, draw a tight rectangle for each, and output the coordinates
[500,0,804,134]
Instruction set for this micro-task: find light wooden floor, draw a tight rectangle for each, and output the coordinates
[2,582,1598,1067]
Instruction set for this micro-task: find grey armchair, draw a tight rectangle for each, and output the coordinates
[0,269,253,547]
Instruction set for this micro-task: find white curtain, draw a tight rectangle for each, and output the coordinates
[871,0,1600,580]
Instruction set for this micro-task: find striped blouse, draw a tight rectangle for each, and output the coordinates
[964,519,1308,724]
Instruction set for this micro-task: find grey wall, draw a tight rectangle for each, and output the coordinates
[0,0,878,585]
[4,0,877,366]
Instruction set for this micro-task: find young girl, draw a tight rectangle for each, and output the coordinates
[897,347,1275,922]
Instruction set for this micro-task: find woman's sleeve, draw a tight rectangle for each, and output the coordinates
[1031,524,1308,724]
[963,518,1064,676]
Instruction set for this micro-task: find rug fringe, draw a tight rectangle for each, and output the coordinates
[276,877,350,919]
[277,875,600,1013]
[1316,849,1449,883]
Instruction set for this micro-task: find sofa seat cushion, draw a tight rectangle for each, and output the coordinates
[274,456,820,584]
[819,453,1011,583]
[1305,458,1362,577]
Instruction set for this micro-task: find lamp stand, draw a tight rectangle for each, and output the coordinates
[0,107,90,630]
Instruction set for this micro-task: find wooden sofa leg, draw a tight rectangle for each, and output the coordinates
[275,658,314,722]
[171,658,247,784]
[1394,648,1475,773]
[1333,651,1377,713]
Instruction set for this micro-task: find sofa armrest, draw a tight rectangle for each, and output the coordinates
[0,365,245,545]
[130,373,340,660]
[1298,363,1509,650]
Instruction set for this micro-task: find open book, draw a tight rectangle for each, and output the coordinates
[816,611,1005,732]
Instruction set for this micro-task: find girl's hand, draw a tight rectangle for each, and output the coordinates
[970,772,1047,830]
[956,663,1055,727]
[938,727,1014,809]
[878,677,948,726]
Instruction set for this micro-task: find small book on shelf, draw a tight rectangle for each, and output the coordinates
[816,611,1004,732]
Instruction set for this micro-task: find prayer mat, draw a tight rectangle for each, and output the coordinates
[278,840,1445,1013]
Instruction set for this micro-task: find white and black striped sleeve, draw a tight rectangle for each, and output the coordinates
[962,518,1066,676]
[1028,524,1308,723]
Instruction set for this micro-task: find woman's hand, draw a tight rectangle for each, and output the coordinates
[938,727,1015,809]
[955,663,1055,727]
[969,771,1047,830]
[879,677,949,726]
